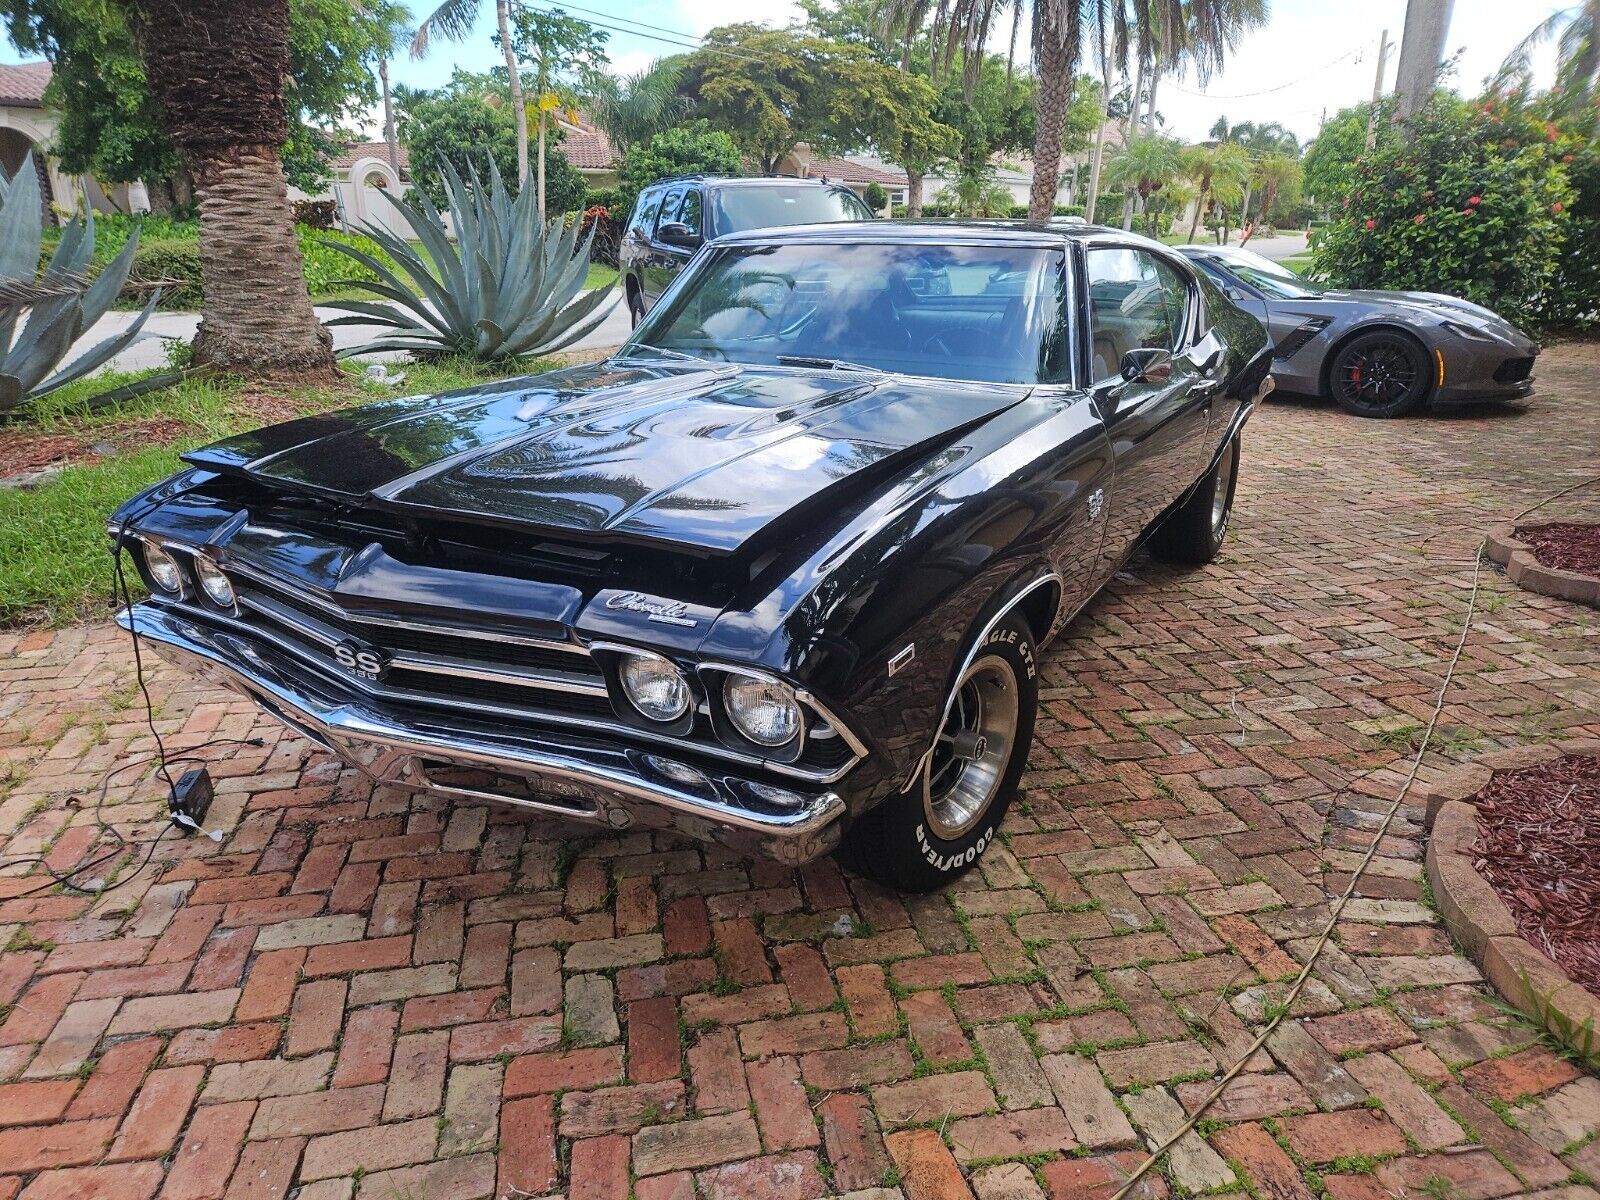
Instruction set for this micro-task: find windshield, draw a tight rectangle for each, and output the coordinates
[629,242,1068,385]
[712,186,872,235]
[1227,261,1327,300]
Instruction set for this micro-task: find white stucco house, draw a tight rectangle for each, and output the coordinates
[1,61,144,218]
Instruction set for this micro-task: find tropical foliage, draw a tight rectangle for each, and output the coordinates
[0,158,158,415]
[615,123,744,220]
[586,58,687,157]
[1104,134,1184,235]
[321,161,616,361]
[1311,95,1574,326]
[394,70,587,215]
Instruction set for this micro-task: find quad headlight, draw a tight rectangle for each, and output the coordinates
[194,555,235,608]
[724,674,803,747]
[140,541,183,594]
[618,653,692,722]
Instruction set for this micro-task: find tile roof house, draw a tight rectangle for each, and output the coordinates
[0,60,122,219]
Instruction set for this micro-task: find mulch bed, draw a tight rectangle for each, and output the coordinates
[1518,522,1600,578]
[1473,755,1600,995]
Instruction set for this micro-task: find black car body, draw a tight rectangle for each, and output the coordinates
[1177,244,1537,417]
[620,176,874,325]
[111,222,1272,889]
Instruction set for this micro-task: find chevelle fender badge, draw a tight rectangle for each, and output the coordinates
[1087,488,1105,522]
[606,591,698,627]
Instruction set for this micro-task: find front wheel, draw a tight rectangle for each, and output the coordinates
[1328,331,1431,417]
[837,614,1038,892]
[627,283,646,329]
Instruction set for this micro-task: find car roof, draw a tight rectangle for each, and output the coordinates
[713,218,1175,249]
[645,175,855,191]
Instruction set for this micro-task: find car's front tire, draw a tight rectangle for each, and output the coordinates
[837,613,1038,892]
[1148,433,1240,566]
[1327,330,1432,417]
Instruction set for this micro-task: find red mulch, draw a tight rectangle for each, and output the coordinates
[1517,522,1600,578]
[0,434,99,478]
[1474,755,1600,996]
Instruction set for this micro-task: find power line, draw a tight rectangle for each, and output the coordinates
[516,0,765,63]
[1163,43,1367,100]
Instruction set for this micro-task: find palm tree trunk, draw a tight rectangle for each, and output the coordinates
[1188,187,1207,240]
[124,0,335,380]
[380,57,399,174]
[1145,68,1160,131]
[537,111,547,223]
[1085,58,1112,221]
[1028,32,1072,219]
[497,0,530,187]
[1240,179,1253,232]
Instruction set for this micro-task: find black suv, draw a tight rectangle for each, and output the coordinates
[620,176,874,325]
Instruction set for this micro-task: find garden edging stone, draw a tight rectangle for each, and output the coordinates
[1485,522,1600,608]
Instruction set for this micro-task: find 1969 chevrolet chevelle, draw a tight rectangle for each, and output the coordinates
[111,222,1272,890]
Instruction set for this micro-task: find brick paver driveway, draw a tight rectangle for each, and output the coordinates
[3,346,1599,1200]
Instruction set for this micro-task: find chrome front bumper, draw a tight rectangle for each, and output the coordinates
[118,604,846,863]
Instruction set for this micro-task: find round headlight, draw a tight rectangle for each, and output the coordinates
[194,556,235,608]
[618,654,691,722]
[724,675,803,747]
[141,541,183,594]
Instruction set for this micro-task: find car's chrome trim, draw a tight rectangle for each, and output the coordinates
[904,569,1063,790]
[117,603,844,864]
[225,560,591,655]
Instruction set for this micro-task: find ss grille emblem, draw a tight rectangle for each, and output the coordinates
[333,639,388,681]
[1087,488,1105,521]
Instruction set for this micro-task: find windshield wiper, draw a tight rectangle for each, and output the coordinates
[776,354,888,376]
[617,343,705,364]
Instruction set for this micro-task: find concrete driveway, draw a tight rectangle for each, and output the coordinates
[66,295,635,374]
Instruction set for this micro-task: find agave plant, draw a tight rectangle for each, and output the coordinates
[321,160,616,361]
[1,155,159,415]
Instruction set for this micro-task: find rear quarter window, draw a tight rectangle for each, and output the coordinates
[629,189,663,236]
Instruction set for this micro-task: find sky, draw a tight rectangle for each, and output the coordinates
[2,0,1571,147]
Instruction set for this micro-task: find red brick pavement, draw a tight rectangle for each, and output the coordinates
[1,346,1598,1199]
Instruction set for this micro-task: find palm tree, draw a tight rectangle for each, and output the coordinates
[880,0,1262,221]
[1103,132,1182,232]
[586,59,687,158]
[1252,151,1301,227]
[1183,140,1249,239]
[412,0,531,184]
[1500,3,1600,124]
[935,166,1015,216]
[120,0,336,379]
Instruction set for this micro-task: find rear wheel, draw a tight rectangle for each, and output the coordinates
[1149,433,1240,566]
[837,614,1037,892]
[1328,331,1431,417]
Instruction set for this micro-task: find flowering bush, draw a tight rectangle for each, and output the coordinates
[1532,146,1600,329]
[1311,96,1574,327]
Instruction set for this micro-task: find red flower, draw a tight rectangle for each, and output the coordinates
[1423,192,1435,203]
[1463,207,1475,215]
[1468,195,1481,206]
[1563,153,1576,162]
[1413,213,1425,225]
[1364,218,1376,229]
[1553,201,1565,213]
[1343,197,1352,207]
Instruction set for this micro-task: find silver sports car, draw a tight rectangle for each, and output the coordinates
[1177,245,1538,418]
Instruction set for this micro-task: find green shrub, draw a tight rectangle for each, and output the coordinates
[1311,95,1573,327]
[297,226,392,295]
[128,238,203,307]
[1053,204,1085,218]
[582,186,623,217]
[1532,145,1600,329]
[616,122,743,222]
[863,182,888,212]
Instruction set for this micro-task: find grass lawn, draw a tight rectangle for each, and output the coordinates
[0,356,557,628]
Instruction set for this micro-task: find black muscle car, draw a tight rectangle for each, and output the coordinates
[111,222,1272,891]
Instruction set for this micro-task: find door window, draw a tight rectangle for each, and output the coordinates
[629,188,663,237]
[1085,248,1192,382]
[676,189,704,234]
[654,187,686,239]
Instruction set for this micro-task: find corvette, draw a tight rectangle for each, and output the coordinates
[111,222,1271,891]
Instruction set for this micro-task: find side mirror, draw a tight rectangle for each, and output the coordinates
[1120,347,1173,384]
[1223,286,1248,303]
[657,222,702,249]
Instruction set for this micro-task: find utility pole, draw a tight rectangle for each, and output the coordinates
[1393,0,1453,121]
[1364,29,1393,150]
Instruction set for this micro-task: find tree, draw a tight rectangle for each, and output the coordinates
[509,7,608,222]
[4,0,410,197]
[1183,140,1249,238]
[615,121,742,219]
[1252,151,1302,225]
[934,165,1014,215]
[1301,102,1377,204]
[1103,132,1182,234]
[880,0,1264,220]
[680,23,953,178]
[411,0,530,185]
[1499,3,1600,129]
[395,70,586,214]
[112,0,335,377]
[586,57,686,158]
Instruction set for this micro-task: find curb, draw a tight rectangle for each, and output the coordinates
[1422,740,1600,1053]
[1484,522,1600,608]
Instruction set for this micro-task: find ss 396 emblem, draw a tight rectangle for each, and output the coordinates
[333,639,388,681]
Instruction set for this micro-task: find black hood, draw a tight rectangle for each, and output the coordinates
[184,361,1027,556]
